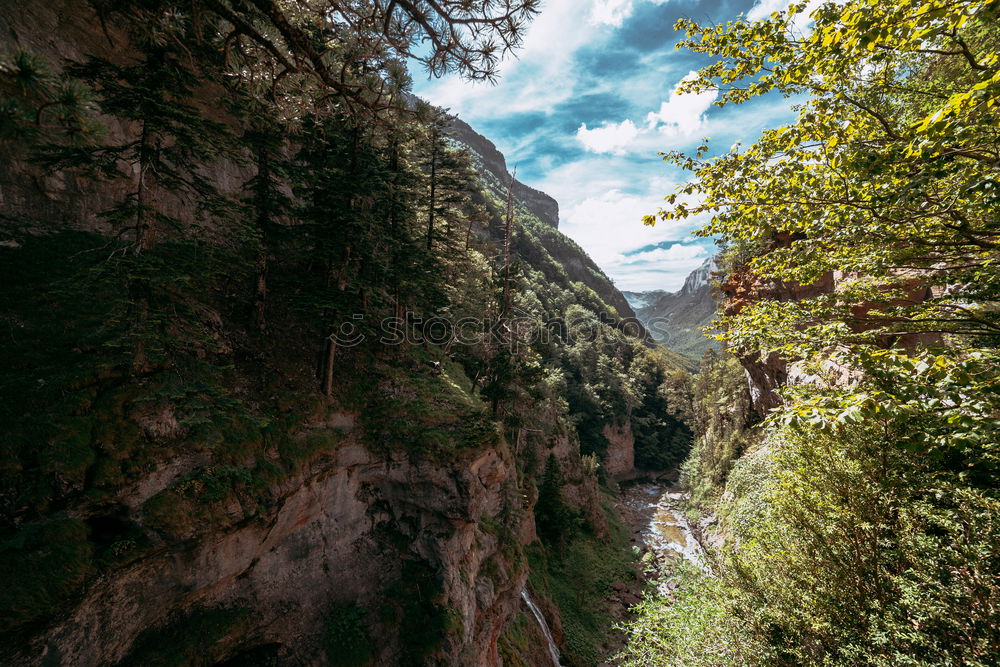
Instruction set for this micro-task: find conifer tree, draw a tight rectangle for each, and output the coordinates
[234,97,294,333]
[0,50,97,145]
[535,453,576,545]
[39,26,235,373]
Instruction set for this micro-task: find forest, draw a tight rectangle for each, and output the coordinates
[1,0,998,665]
[1,1,687,664]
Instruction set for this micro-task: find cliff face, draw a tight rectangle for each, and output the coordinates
[16,437,523,666]
[448,118,560,230]
[0,4,645,663]
[602,423,635,478]
[721,258,937,415]
[449,119,638,322]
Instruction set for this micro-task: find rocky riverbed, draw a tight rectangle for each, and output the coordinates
[617,480,717,579]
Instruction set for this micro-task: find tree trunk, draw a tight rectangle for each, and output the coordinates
[254,237,268,332]
[134,119,158,254]
[501,169,516,319]
[322,334,336,396]
[130,118,158,374]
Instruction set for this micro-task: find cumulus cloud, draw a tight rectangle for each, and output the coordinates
[611,241,711,291]
[414,0,599,115]
[745,0,829,34]
[589,0,634,26]
[746,0,789,21]
[576,119,640,154]
[574,70,719,155]
[645,71,719,138]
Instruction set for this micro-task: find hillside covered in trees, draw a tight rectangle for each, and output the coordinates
[0,1,695,664]
[2,0,999,665]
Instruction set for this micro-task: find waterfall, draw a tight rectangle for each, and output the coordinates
[521,589,561,666]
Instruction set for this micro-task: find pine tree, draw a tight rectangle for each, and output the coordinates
[534,453,577,545]
[0,50,97,145]
[35,27,237,371]
[234,96,294,333]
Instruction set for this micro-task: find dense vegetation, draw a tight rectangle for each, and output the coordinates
[624,0,1000,664]
[0,1,693,661]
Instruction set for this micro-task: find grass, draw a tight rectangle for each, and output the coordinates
[357,347,500,460]
[498,611,536,667]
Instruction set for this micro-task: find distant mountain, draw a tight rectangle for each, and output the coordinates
[627,258,720,360]
[622,290,668,311]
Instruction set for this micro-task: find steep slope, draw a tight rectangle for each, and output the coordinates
[624,258,720,360]
[448,117,560,230]
[0,3,692,664]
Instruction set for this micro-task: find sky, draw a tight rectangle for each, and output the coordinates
[411,0,802,292]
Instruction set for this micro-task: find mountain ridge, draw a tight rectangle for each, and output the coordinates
[623,257,720,360]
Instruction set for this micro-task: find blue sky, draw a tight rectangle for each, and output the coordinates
[412,0,804,291]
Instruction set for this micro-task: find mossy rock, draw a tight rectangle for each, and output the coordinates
[324,604,375,666]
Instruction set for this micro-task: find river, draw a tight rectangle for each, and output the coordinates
[618,481,712,579]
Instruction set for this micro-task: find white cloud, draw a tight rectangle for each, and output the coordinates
[576,119,640,154]
[410,1,796,290]
[645,71,718,138]
[623,243,708,266]
[611,242,711,291]
[589,0,634,26]
[573,70,719,155]
[415,0,606,116]
[533,154,720,289]
[745,0,830,34]
[746,0,789,21]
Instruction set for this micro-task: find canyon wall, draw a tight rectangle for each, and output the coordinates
[0,4,642,664]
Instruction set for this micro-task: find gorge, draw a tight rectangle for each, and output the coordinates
[3,1,998,666]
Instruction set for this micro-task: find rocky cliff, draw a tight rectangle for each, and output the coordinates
[13,437,524,666]
[448,118,560,230]
[720,252,937,415]
[448,120,637,322]
[0,2,645,663]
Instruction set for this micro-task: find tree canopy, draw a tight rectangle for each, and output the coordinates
[624,1,1000,664]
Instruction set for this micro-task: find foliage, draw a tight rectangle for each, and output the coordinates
[527,495,639,666]
[117,606,252,667]
[534,454,579,544]
[678,350,757,508]
[629,0,1000,664]
[0,0,694,658]
[725,413,999,665]
[617,562,767,667]
[646,0,1000,355]
[0,50,97,144]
